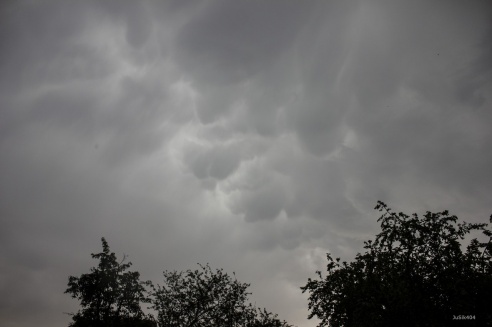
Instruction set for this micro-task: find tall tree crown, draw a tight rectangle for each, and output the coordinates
[302,201,492,327]
[65,238,154,327]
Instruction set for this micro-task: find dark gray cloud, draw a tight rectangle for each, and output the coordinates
[174,0,315,84]
[1,1,491,327]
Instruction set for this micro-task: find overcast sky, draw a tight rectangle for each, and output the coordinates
[1,1,491,326]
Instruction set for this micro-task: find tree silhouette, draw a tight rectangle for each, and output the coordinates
[65,240,293,327]
[301,201,492,327]
[65,238,155,327]
[151,263,292,327]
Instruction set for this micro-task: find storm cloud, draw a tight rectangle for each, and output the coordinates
[1,1,491,327]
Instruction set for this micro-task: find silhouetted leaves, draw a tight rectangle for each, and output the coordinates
[301,201,492,327]
[65,238,155,327]
[151,263,292,327]
[65,240,292,327]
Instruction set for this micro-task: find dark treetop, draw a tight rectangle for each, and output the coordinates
[65,238,154,327]
[66,238,293,327]
[302,201,492,327]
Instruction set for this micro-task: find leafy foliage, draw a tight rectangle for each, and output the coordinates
[151,263,292,327]
[301,201,492,327]
[66,239,292,327]
[65,238,155,327]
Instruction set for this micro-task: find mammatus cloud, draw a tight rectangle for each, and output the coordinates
[1,1,491,327]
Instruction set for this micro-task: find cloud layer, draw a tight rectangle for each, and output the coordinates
[1,1,491,326]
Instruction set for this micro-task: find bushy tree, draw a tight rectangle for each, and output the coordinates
[301,201,492,327]
[151,263,292,327]
[65,238,155,327]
